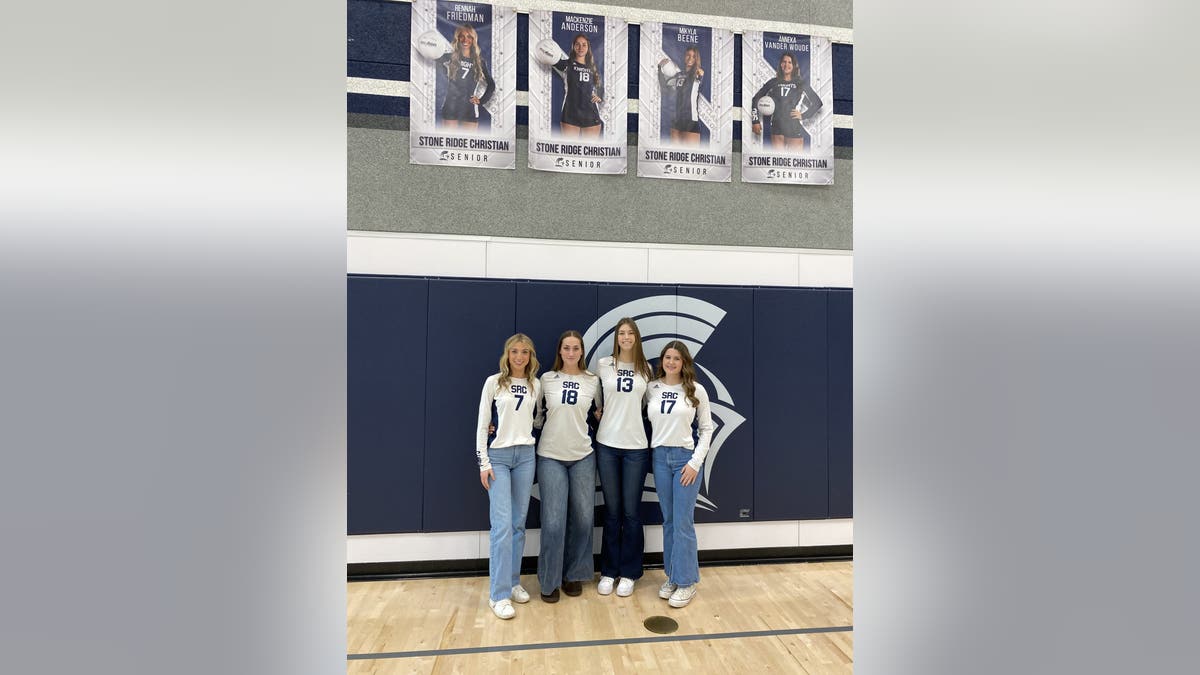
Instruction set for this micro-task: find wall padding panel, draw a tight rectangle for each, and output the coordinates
[347,276,428,534]
[827,288,853,517]
[422,279,516,533]
[347,275,852,534]
[752,288,830,520]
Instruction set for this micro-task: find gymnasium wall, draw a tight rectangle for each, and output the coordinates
[349,274,851,533]
[346,0,853,565]
[348,0,854,250]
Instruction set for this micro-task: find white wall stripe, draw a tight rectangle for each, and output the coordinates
[348,519,853,563]
[382,0,853,44]
[348,231,853,288]
[347,77,854,130]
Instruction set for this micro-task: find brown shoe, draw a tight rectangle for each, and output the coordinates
[540,588,560,603]
[562,581,583,596]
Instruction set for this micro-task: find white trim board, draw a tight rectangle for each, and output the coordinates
[348,519,853,563]
[347,231,854,288]
[382,0,853,44]
[346,77,854,130]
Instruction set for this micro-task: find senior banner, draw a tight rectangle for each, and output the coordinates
[637,21,734,182]
[409,0,517,169]
[741,31,835,184]
[527,10,629,174]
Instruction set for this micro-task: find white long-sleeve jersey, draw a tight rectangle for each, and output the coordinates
[595,356,649,449]
[476,374,541,472]
[537,370,600,462]
[645,379,714,472]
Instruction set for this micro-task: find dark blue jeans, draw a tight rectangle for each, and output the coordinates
[595,443,651,580]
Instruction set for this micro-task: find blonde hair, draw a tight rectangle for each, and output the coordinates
[610,318,652,381]
[497,333,539,393]
[451,24,486,83]
[655,340,699,408]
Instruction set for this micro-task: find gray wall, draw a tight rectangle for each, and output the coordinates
[348,0,853,251]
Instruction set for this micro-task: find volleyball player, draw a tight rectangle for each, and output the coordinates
[749,51,823,151]
[658,47,705,146]
[476,334,540,620]
[435,24,496,131]
[593,318,654,598]
[646,341,714,608]
[551,34,604,138]
[535,331,600,602]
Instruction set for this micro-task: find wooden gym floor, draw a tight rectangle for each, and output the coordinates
[348,561,853,674]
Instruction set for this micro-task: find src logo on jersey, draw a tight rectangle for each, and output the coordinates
[582,295,747,513]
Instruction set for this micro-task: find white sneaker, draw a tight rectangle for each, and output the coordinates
[489,598,515,619]
[658,580,678,599]
[597,576,615,596]
[616,577,636,597]
[668,584,698,608]
[511,584,530,604]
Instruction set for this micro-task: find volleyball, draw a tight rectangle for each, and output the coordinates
[415,30,451,61]
[533,38,567,66]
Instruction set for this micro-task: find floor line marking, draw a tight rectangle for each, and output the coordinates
[348,624,853,660]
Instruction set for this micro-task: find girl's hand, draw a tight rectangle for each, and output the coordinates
[790,108,801,119]
[659,58,669,66]
[488,424,496,435]
[470,96,481,105]
[680,464,699,487]
[481,468,495,490]
[593,408,603,422]
[591,94,602,104]
[752,123,762,136]
[697,68,704,77]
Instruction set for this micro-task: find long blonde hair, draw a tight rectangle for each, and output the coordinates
[655,340,699,408]
[610,318,652,381]
[497,333,539,393]
[451,24,486,83]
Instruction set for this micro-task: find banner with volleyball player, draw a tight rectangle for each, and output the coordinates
[409,0,517,169]
[527,10,628,174]
[636,22,734,182]
[741,31,835,185]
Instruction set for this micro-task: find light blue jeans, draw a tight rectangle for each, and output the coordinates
[536,454,596,594]
[653,446,702,586]
[487,444,536,602]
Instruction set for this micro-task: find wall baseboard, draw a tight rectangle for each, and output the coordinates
[348,545,852,581]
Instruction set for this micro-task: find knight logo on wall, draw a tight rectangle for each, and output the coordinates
[581,296,747,513]
[741,31,835,184]
[408,0,517,169]
[636,22,734,182]
[527,10,628,174]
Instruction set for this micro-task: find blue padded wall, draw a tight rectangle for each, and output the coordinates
[514,280,600,530]
[677,285,756,522]
[347,275,852,534]
[752,288,830,520]
[347,276,428,534]
[422,279,516,533]
[827,289,853,518]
